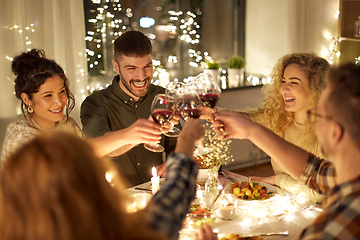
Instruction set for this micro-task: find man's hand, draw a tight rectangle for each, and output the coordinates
[195,224,218,240]
[156,162,167,177]
[121,118,162,145]
[250,175,276,185]
[212,111,255,140]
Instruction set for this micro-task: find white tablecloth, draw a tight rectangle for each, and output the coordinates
[125,170,322,240]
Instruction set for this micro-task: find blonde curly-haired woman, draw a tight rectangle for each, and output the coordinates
[204,52,330,203]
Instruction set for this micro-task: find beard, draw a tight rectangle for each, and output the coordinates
[119,70,151,98]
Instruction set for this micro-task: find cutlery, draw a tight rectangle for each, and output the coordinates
[238,231,289,237]
[209,182,227,210]
[134,187,152,192]
[219,170,237,183]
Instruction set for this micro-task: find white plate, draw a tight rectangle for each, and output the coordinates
[224,178,279,205]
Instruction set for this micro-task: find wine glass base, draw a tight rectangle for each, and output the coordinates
[164,127,181,137]
[144,143,164,152]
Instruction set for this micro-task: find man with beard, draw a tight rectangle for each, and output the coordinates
[211,63,360,239]
[81,31,180,187]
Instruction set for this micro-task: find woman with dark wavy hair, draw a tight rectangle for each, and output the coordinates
[1,49,164,165]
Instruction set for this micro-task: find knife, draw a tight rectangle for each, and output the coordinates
[219,171,237,183]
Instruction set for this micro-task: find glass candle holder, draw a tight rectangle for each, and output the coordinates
[217,194,238,220]
[126,193,152,213]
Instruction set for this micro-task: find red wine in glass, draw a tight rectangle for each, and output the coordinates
[144,94,175,153]
[199,93,219,108]
[179,108,202,120]
[151,109,174,125]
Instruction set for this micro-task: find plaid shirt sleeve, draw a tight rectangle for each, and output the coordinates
[297,155,360,240]
[299,154,337,195]
[143,152,199,240]
[275,173,325,203]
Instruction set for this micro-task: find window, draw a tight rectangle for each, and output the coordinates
[83,0,245,91]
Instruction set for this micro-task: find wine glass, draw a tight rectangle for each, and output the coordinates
[193,73,221,110]
[193,73,228,135]
[144,94,175,152]
[175,84,203,121]
[163,81,184,137]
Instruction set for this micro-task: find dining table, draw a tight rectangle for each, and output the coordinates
[124,169,322,240]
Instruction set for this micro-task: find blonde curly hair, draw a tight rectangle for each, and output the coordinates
[247,53,330,135]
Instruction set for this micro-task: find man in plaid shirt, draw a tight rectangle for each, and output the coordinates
[213,63,360,239]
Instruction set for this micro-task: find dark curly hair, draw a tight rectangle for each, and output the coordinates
[113,30,152,60]
[12,49,75,121]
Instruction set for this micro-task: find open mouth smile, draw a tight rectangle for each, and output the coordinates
[285,97,295,103]
[132,80,147,88]
[49,109,63,113]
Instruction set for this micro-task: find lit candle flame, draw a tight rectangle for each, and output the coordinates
[152,166,157,177]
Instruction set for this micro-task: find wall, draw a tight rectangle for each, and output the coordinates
[217,86,270,170]
[245,0,339,76]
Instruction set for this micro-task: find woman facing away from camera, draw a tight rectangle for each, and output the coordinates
[0,118,205,240]
[0,49,167,165]
[203,52,330,203]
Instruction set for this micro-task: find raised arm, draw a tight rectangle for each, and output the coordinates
[87,118,163,157]
[213,111,309,179]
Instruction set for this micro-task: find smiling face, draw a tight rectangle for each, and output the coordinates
[21,75,68,129]
[112,54,153,101]
[280,64,312,122]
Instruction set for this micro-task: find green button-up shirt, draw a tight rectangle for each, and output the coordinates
[80,76,178,186]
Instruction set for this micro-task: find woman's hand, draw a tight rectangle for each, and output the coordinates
[200,107,215,121]
[175,118,205,157]
[161,114,181,134]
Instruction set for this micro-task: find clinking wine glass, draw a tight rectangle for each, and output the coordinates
[163,81,184,137]
[193,73,228,135]
[193,73,221,110]
[144,94,175,153]
[175,83,212,156]
[175,84,203,121]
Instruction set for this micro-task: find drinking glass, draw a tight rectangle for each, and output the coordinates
[193,73,228,135]
[175,84,203,121]
[163,81,184,137]
[193,73,221,110]
[144,94,175,152]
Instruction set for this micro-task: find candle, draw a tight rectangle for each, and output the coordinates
[151,167,160,195]
[219,199,235,220]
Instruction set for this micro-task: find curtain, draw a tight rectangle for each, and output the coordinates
[0,0,87,125]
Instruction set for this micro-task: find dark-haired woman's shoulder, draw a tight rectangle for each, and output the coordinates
[0,117,38,165]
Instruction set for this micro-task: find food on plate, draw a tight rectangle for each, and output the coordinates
[219,233,263,240]
[229,181,273,200]
[183,203,215,228]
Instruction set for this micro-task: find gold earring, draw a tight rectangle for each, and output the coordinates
[27,104,34,113]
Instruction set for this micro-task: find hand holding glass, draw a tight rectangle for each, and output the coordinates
[144,94,175,152]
